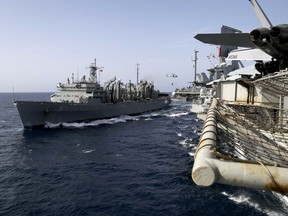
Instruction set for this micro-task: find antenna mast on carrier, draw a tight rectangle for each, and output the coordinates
[192,50,198,83]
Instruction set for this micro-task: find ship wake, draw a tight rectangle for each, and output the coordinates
[43,106,192,129]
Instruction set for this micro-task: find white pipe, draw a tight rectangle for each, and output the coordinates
[211,159,288,193]
[192,98,288,194]
[192,98,218,186]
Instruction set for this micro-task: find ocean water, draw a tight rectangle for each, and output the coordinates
[1,92,288,216]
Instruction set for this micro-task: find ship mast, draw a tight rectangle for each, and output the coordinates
[136,63,140,84]
[192,50,198,83]
[88,59,104,83]
[89,59,98,83]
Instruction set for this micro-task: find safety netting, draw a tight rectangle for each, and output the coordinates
[214,101,288,168]
[210,70,288,168]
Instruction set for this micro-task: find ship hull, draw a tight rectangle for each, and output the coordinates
[15,98,171,128]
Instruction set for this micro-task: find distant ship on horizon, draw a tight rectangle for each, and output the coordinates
[172,26,246,113]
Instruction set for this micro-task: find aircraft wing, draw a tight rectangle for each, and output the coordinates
[194,33,256,48]
[226,48,272,61]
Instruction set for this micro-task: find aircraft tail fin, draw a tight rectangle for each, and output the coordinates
[219,25,243,57]
[249,0,272,28]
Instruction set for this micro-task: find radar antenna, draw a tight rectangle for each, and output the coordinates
[89,59,98,83]
[88,59,104,83]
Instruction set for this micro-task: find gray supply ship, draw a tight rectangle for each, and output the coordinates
[15,60,171,128]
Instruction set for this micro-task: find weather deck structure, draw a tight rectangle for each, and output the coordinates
[192,71,288,195]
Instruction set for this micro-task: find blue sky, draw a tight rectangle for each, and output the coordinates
[1,0,287,92]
